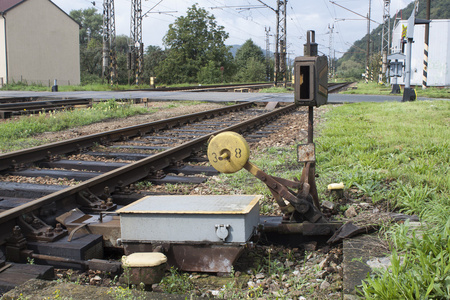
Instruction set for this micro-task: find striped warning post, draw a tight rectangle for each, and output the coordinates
[365,66,369,84]
[422,43,428,89]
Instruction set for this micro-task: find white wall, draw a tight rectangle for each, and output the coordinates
[391,19,450,87]
[0,17,6,86]
[5,0,80,85]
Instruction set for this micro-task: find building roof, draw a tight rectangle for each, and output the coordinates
[0,0,25,13]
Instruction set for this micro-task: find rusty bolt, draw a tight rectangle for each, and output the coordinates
[46,228,54,237]
[12,225,22,237]
[55,223,63,233]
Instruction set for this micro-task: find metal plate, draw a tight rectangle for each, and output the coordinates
[297,143,316,162]
[117,195,259,215]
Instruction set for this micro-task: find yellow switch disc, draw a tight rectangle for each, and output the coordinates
[207,131,250,174]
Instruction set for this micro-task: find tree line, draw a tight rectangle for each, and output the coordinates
[70,5,271,86]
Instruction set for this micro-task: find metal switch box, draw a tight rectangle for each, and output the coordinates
[117,195,261,244]
[294,56,328,107]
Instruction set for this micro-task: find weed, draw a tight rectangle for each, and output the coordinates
[360,220,450,299]
[134,181,153,190]
[159,267,194,294]
[107,285,145,300]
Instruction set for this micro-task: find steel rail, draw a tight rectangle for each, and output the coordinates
[0,98,91,110]
[0,103,296,226]
[327,82,353,93]
[0,102,254,171]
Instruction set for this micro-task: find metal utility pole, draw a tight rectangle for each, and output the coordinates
[256,0,284,87]
[102,0,117,86]
[365,0,372,84]
[380,0,391,84]
[265,26,271,81]
[130,0,143,85]
[422,0,430,89]
[328,23,334,79]
[278,0,288,87]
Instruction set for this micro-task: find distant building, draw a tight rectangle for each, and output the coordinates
[0,0,80,86]
[391,19,450,87]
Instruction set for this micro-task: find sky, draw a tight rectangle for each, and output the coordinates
[52,0,413,60]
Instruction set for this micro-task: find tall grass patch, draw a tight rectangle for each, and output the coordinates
[0,99,155,152]
[316,100,449,298]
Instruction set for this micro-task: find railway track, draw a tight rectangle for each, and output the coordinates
[327,82,353,93]
[0,102,297,243]
[0,82,352,119]
[0,98,93,119]
[0,83,274,119]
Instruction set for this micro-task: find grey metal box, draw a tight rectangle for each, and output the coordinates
[294,55,328,107]
[117,195,261,244]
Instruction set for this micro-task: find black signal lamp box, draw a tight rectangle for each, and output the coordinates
[294,56,328,107]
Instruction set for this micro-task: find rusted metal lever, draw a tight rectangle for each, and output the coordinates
[243,161,325,223]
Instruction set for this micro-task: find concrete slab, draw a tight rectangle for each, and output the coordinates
[342,234,390,297]
[0,90,294,103]
[1,90,443,103]
[0,263,54,294]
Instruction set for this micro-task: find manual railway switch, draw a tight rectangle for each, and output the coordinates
[207,132,326,224]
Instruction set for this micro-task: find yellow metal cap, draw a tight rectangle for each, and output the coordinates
[207,131,250,174]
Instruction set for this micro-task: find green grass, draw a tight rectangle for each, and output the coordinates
[316,101,449,298]
[341,81,450,99]
[0,99,156,152]
[207,100,449,298]
[317,101,449,214]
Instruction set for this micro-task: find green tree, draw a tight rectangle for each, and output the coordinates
[70,8,103,83]
[235,39,265,65]
[115,35,131,85]
[116,34,130,54]
[234,57,266,82]
[143,46,167,82]
[233,39,266,82]
[69,8,102,46]
[80,39,103,83]
[197,61,222,84]
[337,60,364,80]
[156,4,233,84]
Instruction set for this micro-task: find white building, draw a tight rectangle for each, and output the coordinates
[391,19,450,87]
[0,0,80,86]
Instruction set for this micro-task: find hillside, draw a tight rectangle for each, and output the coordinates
[337,0,450,73]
